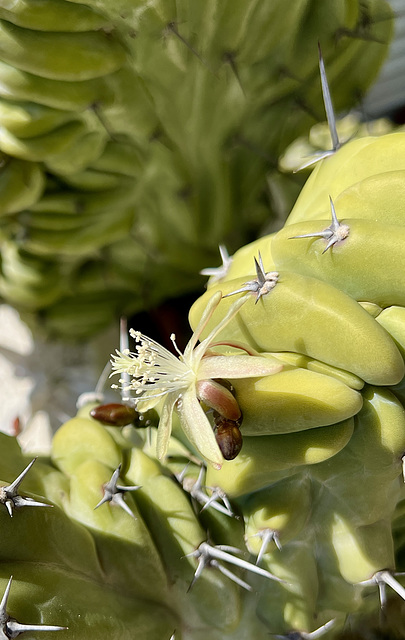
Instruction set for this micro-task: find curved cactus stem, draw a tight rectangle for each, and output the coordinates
[0,577,67,638]
[200,245,233,283]
[0,459,52,517]
[94,464,141,518]
[289,196,350,253]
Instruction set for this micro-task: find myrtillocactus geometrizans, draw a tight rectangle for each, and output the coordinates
[2,130,405,638]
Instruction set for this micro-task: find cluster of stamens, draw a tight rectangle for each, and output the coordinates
[111,329,194,404]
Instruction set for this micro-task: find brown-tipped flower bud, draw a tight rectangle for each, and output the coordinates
[90,403,138,426]
[215,418,243,460]
[196,379,242,422]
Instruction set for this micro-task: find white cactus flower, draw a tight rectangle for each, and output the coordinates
[111,292,282,468]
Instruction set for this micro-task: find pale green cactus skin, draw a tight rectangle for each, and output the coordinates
[186,131,405,636]
[2,131,405,638]
[0,1,404,638]
[0,0,393,338]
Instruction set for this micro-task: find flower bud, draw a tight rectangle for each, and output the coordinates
[215,417,243,460]
[90,403,138,427]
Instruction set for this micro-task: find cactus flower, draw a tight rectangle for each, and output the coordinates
[111,292,282,468]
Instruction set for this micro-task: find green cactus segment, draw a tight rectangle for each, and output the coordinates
[0,61,116,110]
[285,133,405,226]
[272,218,405,308]
[0,435,176,639]
[189,274,404,385]
[232,368,362,434]
[376,306,405,360]
[244,475,312,549]
[0,0,393,337]
[0,100,76,138]
[256,537,322,633]
[206,418,355,498]
[312,387,405,526]
[0,156,44,214]
[330,517,395,584]
[0,20,127,81]
[0,0,111,32]
[330,170,405,228]
[126,450,244,633]
[0,567,177,640]
[51,414,122,475]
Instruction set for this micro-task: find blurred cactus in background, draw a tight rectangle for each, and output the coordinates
[0,0,394,338]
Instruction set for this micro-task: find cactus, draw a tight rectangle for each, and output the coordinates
[2,126,405,638]
[185,128,405,636]
[0,0,393,338]
[1,1,405,638]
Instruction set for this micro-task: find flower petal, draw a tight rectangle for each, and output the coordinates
[196,379,241,421]
[198,355,283,380]
[191,294,249,364]
[183,291,222,359]
[156,392,178,460]
[179,388,223,469]
[135,393,162,412]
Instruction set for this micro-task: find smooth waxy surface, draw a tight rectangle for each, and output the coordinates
[272,218,405,307]
[51,415,121,475]
[0,158,44,215]
[233,368,362,434]
[0,0,110,32]
[244,475,311,549]
[0,20,126,81]
[190,274,404,385]
[330,517,395,584]
[285,133,405,225]
[376,305,405,359]
[311,387,405,526]
[206,418,354,497]
[271,351,364,389]
[126,449,242,632]
[256,537,320,633]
